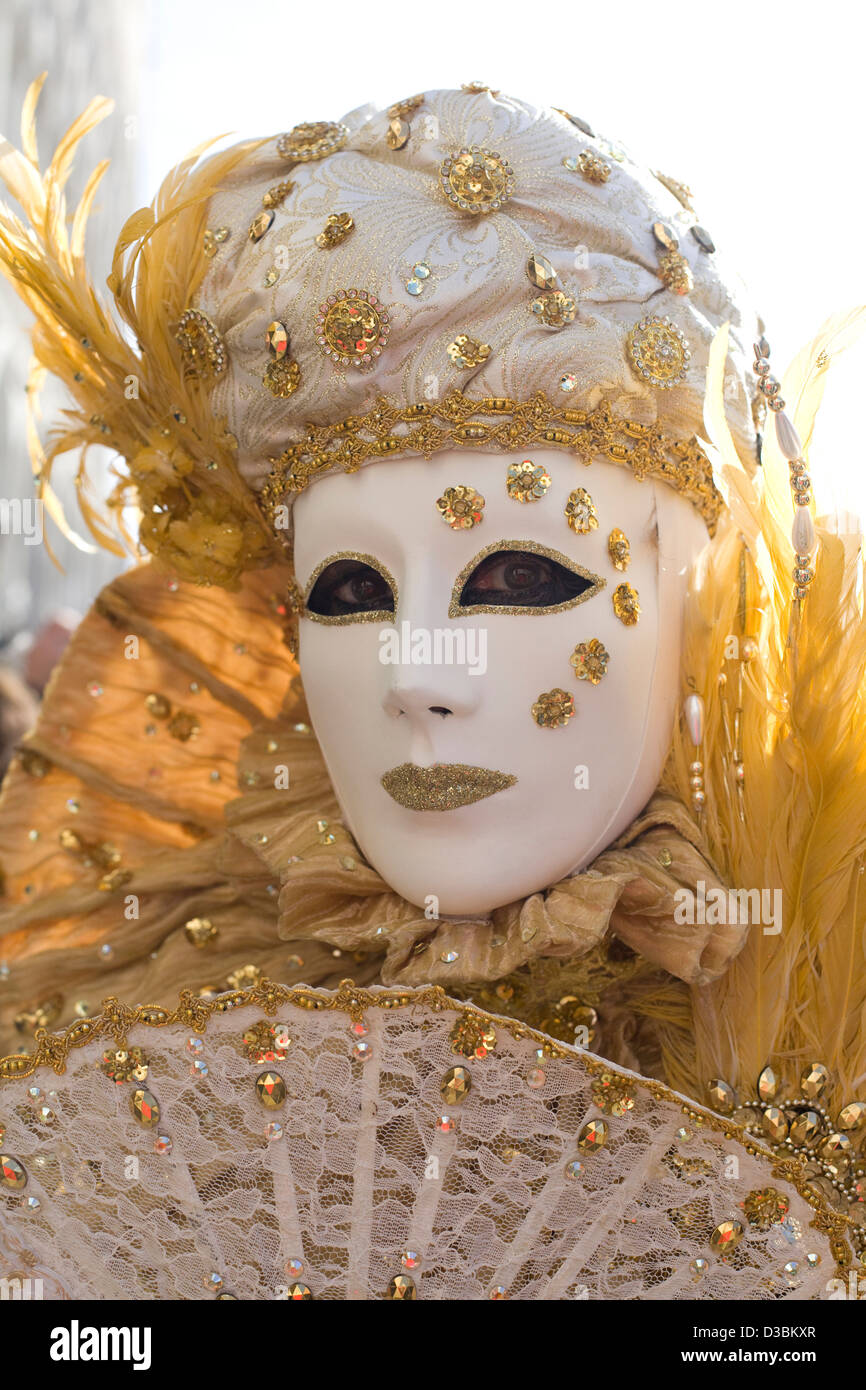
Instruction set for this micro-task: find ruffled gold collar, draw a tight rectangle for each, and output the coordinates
[225,697,745,990]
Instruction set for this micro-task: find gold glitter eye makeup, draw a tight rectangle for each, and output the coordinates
[304,552,397,624]
[449,540,605,617]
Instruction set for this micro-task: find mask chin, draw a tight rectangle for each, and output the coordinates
[295,452,710,916]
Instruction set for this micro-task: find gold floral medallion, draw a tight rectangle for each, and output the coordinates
[506,459,552,502]
[316,289,391,368]
[276,121,348,163]
[570,638,609,685]
[743,1187,790,1231]
[612,582,641,626]
[531,688,575,728]
[626,315,690,388]
[436,484,485,530]
[174,309,227,380]
[439,146,515,214]
[450,1012,496,1059]
[564,486,598,534]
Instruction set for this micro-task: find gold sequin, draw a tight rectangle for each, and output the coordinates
[744,1187,790,1231]
[315,212,355,249]
[174,310,227,380]
[612,583,640,626]
[506,459,551,502]
[436,484,485,530]
[276,121,348,163]
[439,146,514,214]
[577,151,610,184]
[626,315,690,389]
[264,358,301,398]
[101,1046,148,1085]
[447,335,491,369]
[531,688,575,729]
[531,290,577,327]
[168,710,200,742]
[450,1012,496,1059]
[564,486,598,533]
[227,963,262,990]
[570,638,609,685]
[315,289,391,368]
[590,1071,635,1115]
[184,917,218,948]
[657,249,694,296]
[607,528,630,570]
[262,180,295,209]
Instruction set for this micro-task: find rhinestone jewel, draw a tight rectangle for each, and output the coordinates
[527,1068,546,1088]
[153,1135,173,1155]
[387,1275,416,1300]
[651,220,679,251]
[265,1122,284,1141]
[691,224,716,253]
[838,1101,866,1132]
[436,1115,455,1133]
[762,1107,789,1142]
[352,1041,372,1061]
[285,1282,313,1300]
[249,210,275,243]
[0,1155,27,1189]
[577,1119,609,1153]
[130,1089,160,1128]
[564,1158,584,1179]
[690,1258,709,1278]
[266,322,290,358]
[401,1251,420,1269]
[526,252,559,292]
[285,1258,304,1277]
[441,1066,471,1106]
[710,1219,744,1255]
[706,1079,736,1115]
[789,1109,822,1146]
[255,1071,287,1109]
[559,372,577,392]
[757,1065,781,1102]
[799,1062,829,1100]
[489,1285,508,1300]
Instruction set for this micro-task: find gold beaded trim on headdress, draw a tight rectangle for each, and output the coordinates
[262,390,723,533]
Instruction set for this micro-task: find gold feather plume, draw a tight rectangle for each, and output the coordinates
[655,311,866,1112]
[0,74,280,586]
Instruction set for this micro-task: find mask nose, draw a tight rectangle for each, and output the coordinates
[382,677,480,721]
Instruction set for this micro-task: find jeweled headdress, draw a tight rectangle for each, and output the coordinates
[0,80,761,591]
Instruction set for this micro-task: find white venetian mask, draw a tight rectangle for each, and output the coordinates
[293,448,707,915]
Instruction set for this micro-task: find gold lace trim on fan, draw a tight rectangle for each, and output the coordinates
[262,391,724,534]
[0,977,855,1273]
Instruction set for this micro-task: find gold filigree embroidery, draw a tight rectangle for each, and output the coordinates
[262,392,722,534]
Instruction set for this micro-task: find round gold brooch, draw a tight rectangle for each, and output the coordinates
[316,289,391,368]
[439,146,514,214]
[626,315,690,389]
[276,121,349,163]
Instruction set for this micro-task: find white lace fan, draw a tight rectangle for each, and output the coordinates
[0,982,848,1300]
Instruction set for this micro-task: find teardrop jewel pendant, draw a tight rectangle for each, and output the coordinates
[684,691,706,820]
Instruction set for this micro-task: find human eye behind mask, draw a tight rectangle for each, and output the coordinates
[305,553,396,620]
[450,542,604,616]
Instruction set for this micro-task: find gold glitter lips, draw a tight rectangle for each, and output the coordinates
[381,763,516,811]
